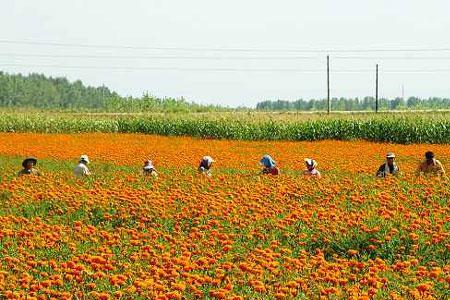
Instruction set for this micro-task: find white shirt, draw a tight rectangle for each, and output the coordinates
[74,163,90,177]
[304,169,321,177]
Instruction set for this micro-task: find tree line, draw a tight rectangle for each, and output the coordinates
[0,72,227,112]
[1,71,449,112]
[256,97,450,111]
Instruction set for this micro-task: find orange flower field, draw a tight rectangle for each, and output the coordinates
[0,133,449,299]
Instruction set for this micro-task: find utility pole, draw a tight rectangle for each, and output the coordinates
[375,64,379,113]
[327,55,330,114]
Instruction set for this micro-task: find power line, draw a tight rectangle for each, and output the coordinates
[0,63,339,72]
[0,53,318,60]
[2,63,450,73]
[0,63,368,72]
[334,56,450,60]
[4,53,450,61]
[1,39,450,53]
[381,69,450,73]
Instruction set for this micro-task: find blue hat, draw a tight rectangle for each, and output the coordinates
[260,155,276,168]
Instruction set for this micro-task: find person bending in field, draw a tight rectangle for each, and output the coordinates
[142,159,158,177]
[199,156,215,177]
[376,152,400,177]
[18,157,41,177]
[74,155,91,177]
[260,154,280,175]
[303,158,321,178]
[417,151,446,177]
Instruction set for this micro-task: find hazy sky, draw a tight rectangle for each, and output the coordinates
[1,0,450,107]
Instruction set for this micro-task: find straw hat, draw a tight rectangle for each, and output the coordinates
[386,152,396,159]
[22,157,37,168]
[80,155,90,164]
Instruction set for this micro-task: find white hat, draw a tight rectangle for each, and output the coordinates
[304,158,317,168]
[386,152,396,159]
[202,156,215,167]
[80,155,90,164]
[203,156,215,163]
[144,160,154,169]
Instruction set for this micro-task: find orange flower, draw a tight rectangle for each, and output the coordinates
[0,133,449,299]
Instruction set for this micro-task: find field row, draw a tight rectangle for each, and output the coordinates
[1,112,450,144]
[0,133,449,176]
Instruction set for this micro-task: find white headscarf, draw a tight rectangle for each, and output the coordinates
[202,156,215,167]
[305,158,317,169]
[144,160,155,170]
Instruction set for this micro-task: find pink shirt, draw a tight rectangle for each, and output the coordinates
[304,169,321,177]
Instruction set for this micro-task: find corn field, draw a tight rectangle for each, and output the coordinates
[1,112,449,144]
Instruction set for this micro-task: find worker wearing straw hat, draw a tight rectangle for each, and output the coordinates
[199,156,215,177]
[376,152,400,177]
[303,158,321,178]
[142,159,158,177]
[74,155,91,177]
[18,157,41,177]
